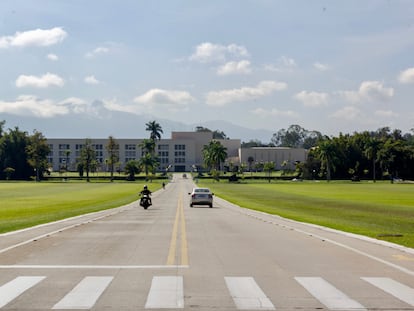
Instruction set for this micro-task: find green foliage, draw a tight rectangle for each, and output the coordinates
[79,138,96,182]
[307,127,414,180]
[124,160,141,180]
[202,140,227,171]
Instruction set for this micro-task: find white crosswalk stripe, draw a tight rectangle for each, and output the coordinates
[362,277,414,307]
[1,275,414,309]
[0,276,46,308]
[145,276,184,309]
[225,277,275,310]
[52,276,113,309]
[295,277,367,310]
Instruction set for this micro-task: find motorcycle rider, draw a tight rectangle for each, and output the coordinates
[140,185,152,205]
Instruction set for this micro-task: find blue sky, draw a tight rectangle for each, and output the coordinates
[1,0,414,140]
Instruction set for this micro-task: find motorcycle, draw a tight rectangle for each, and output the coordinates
[140,194,151,209]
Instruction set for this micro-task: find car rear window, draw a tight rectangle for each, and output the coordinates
[194,189,210,193]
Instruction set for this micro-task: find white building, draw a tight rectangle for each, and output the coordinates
[47,132,241,173]
[47,132,308,173]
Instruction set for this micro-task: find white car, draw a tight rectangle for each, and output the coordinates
[189,187,214,208]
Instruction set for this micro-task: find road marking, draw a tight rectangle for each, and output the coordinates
[362,277,414,306]
[0,212,122,256]
[52,276,113,309]
[180,194,189,266]
[0,264,188,269]
[145,276,184,309]
[0,276,45,308]
[295,277,366,310]
[225,277,275,310]
[167,191,188,266]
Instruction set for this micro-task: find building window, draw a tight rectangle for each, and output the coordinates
[59,144,70,150]
[158,144,169,150]
[125,144,136,150]
[174,144,185,150]
[175,157,185,163]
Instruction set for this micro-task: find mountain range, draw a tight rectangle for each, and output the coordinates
[2,110,275,143]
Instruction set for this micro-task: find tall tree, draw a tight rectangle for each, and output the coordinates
[0,127,32,179]
[80,139,96,182]
[26,130,50,181]
[364,136,381,182]
[139,139,157,177]
[146,121,163,141]
[316,137,337,181]
[106,136,119,181]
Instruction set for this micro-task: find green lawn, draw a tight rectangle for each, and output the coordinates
[0,181,161,233]
[198,179,414,248]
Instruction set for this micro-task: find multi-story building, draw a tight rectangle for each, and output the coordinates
[47,131,241,173]
[47,131,308,173]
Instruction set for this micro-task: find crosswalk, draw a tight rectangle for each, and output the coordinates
[1,274,413,309]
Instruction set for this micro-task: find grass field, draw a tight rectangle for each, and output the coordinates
[197,179,414,248]
[0,181,161,234]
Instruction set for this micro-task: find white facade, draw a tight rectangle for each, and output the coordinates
[46,132,241,173]
[47,133,308,173]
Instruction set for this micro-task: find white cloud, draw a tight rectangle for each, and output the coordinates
[47,53,59,61]
[331,106,362,121]
[313,62,330,71]
[84,75,100,85]
[0,95,68,117]
[294,91,329,107]
[398,67,414,84]
[374,110,399,117]
[217,60,252,75]
[189,42,249,63]
[337,81,394,104]
[85,46,110,58]
[206,80,287,106]
[0,27,67,48]
[264,56,297,72]
[251,107,298,118]
[133,88,195,114]
[15,73,64,88]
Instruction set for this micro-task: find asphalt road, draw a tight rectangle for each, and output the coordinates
[1,174,414,310]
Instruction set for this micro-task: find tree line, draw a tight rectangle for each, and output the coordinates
[0,120,165,181]
[1,119,413,181]
[242,124,414,181]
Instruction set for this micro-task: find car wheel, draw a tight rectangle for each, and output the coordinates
[190,203,193,207]
[209,204,213,208]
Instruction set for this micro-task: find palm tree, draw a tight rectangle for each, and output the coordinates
[202,140,227,171]
[364,137,381,182]
[139,153,159,178]
[139,138,156,155]
[124,160,140,181]
[146,121,163,141]
[317,137,337,181]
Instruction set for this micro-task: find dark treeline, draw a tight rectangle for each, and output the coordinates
[262,125,414,181]
[1,120,414,181]
[0,121,50,180]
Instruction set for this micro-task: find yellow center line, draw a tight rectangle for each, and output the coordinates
[166,191,189,266]
[180,200,189,265]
